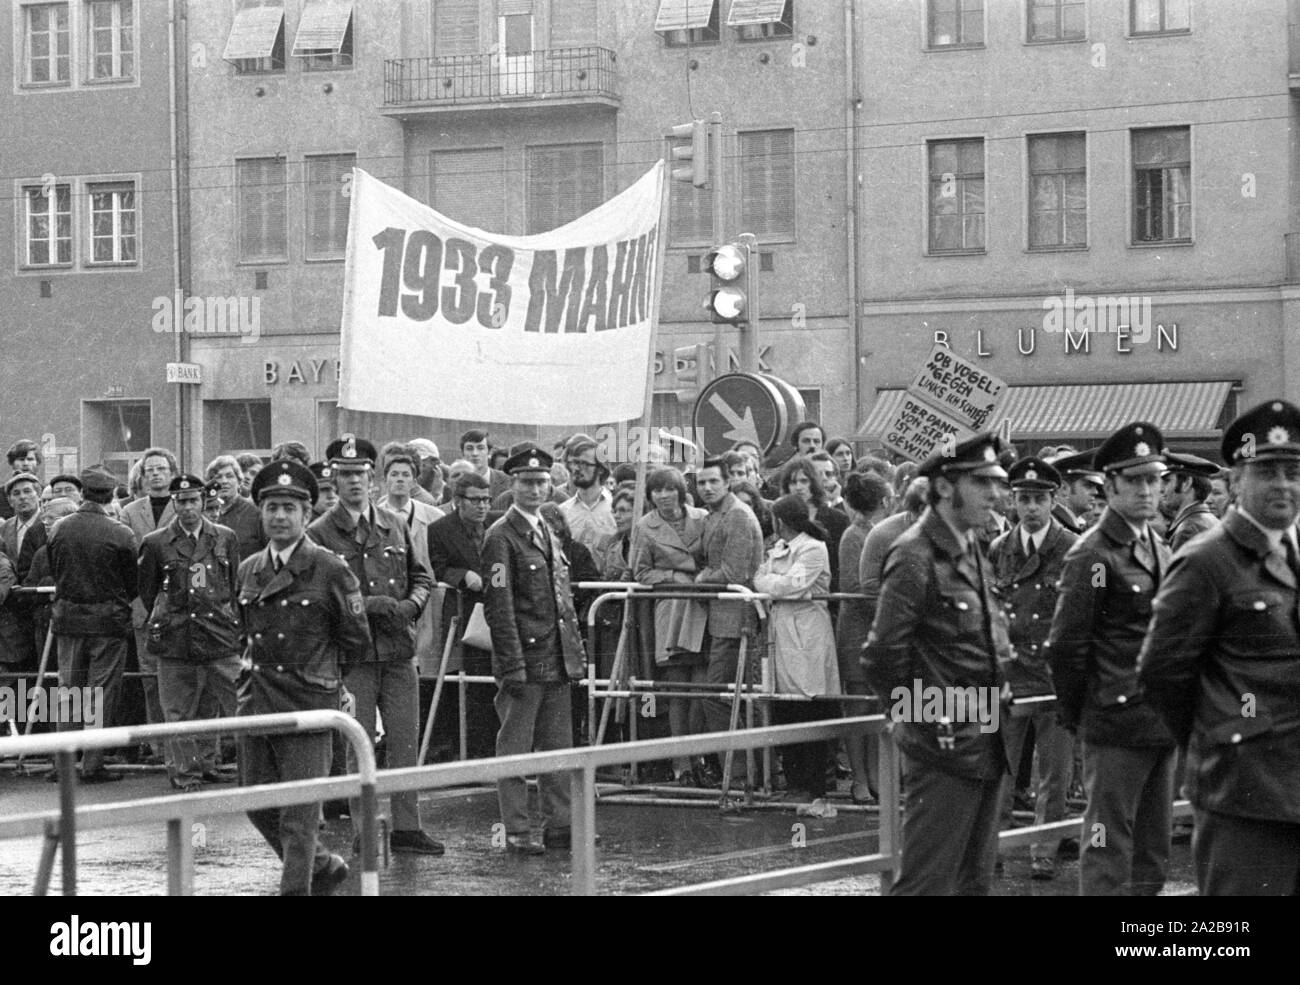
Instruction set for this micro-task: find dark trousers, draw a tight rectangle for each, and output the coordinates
[462,647,500,759]
[1194,809,1300,896]
[156,655,240,783]
[345,660,420,834]
[494,681,572,835]
[772,700,829,798]
[1080,742,1176,896]
[239,730,332,896]
[55,635,126,775]
[1000,710,1072,860]
[891,756,1006,896]
[702,634,743,735]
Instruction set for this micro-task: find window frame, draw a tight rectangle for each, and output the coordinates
[1024,0,1086,44]
[660,0,720,47]
[234,19,286,75]
[236,156,289,265]
[925,0,985,50]
[738,127,797,245]
[1130,125,1193,247]
[85,0,136,83]
[86,178,139,266]
[1026,131,1088,253]
[303,152,356,262]
[926,137,986,256]
[1129,0,1191,37]
[21,2,72,88]
[300,10,354,72]
[524,141,606,236]
[22,182,74,269]
[736,0,794,41]
[428,146,508,234]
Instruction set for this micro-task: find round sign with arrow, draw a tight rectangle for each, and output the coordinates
[692,373,804,458]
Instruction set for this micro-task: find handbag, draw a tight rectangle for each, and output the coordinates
[460,601,493,650]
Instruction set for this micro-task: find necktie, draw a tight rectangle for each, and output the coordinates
[356,512,370,545]
[1285,536,1300,579]
[1026,535,1037,557]
[272,552,283,573]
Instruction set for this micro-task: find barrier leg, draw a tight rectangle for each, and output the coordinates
[33,821,59,896]
[57,750,76,896]
[167,816,194,896]
[418,616,457,766]
[718,636,749,813]
[457,673,468,761]
[358,775,380,896]
[877,728,901,894]
[594,618,631,747]
[570,765,597,896]
[16,625,56,773]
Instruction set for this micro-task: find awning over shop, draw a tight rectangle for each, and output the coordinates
[655,0,715,32]
[857,381,1236,443]
[291,0,352,57]
[727,0,789,26]
[223,0,285,62]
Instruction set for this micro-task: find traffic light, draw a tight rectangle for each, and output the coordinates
[703,241,751,325]
[669,120,709,188]
[673,343,714,402]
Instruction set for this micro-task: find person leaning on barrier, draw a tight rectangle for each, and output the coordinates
[236,459,371,896]
[987,457,1079,881]
[483,444,588,855]
[1046,422,1175,897]
[1139,400,1300,895]
[136,474,243,793]
[861,433,1012,896]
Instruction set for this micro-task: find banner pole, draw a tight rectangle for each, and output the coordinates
[630,161,672,524]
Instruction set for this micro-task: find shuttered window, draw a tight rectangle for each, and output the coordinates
[551,0,597,46]
[237,157,287,262]
[498,0,532,14]
[305,154,354,259]
[667,136,713,246]
[740,129,795,242]
[434,0,479,56]
[224,0,285,60]
[655,0,715,31]
[727,0,788,25]
[526,143,604,234]
[430,148,506,232]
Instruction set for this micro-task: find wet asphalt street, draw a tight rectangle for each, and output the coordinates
[0,765,1196,896]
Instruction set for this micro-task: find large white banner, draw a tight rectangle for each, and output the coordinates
[339,164,664,425]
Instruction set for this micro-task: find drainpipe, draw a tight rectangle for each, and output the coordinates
[844,0,862,435]
[168,0,188,466]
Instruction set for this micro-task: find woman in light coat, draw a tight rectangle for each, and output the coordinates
[755,494,841,816]
[629,467,709,784]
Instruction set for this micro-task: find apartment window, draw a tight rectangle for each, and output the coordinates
[667,135,713,246]
[293,0,353,70]
[304,154,354,260]
[1027,0,1084,42]
[88,181,137,264]
[740,129,795,242]
[1028,133,1086,250]
[1133,127,1190,244]
[430,148,506,233]
[928,0,983,48]
[24,184,73,267]
[655,0,720,46]
[225,0,286,74]
[731,0,794,40]
[550,0,597,47]
[237,158,288,262]
[1131,0,1189,35]
[24,3,71,85]
[87,0,134,80]
[434,0,480,57]
[928,139,985,253]
[526,143,604,235]
[205,400,272,456]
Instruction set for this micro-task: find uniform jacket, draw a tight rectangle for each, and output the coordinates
[863,507,1010,780]
[236,537,371,713]
[988,519,1078,699]
[137,518,242,663]
[1139,509,1300,822]
[1167,500,1219,553]
[754,533,839,697]
[696,494,765,639]
[218,495,267,563]
[483,507,586,683]
[0,515,45,662]
[307,503,432,663]
[48,502,138,637]
[1046,506,1174,748]
[378,496,445,669]
[1051,502,1086,536]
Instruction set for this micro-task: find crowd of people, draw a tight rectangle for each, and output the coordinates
[0,396,1292,896]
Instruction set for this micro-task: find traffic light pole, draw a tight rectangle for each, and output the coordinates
[737,232,759,374]
[710,112,725,378]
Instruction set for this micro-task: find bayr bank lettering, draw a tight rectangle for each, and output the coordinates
[49,916,151,965]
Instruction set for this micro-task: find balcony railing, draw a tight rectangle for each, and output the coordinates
[384,46,618,110]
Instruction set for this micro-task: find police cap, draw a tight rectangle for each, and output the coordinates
[917,432,1008,481]
[1221,399,1300,464]
[1093,422,1166,474]
[251,459,318,504]
[1007,456,1061,491]
[503,444,553,477]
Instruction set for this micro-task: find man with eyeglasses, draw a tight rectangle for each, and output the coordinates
[558,437,615,554]
[428,472,502,759]
[1141,400,1300,895]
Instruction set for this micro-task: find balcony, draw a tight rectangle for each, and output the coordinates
[382,46,619,118]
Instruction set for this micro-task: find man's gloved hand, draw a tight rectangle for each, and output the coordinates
[364,595,400,618]
[396,598,420,622]
[498,670,527,699]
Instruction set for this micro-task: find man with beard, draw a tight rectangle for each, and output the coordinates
[863,432,1011,895]
[1047,422,1175,896]
[559,437,615,553]
[1140,400,1300,894]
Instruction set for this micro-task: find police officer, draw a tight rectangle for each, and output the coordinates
[1161,451,1220,553]
[1045,449,1104,534]
[237,459,371,896]
[137,474,243,791]
[1047,422,1175,896]
[863,432,1011,895]
[1139,400,1300,894]
[307,435,441,856]
[47,465,137,783]
[483,444,587,855]
[988,457,1078,880]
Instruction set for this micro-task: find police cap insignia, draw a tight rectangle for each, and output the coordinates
[278,473,291,486]
[1025,469,1037,481]
[1268,426,1290,446]
[1134,441,1150,458]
